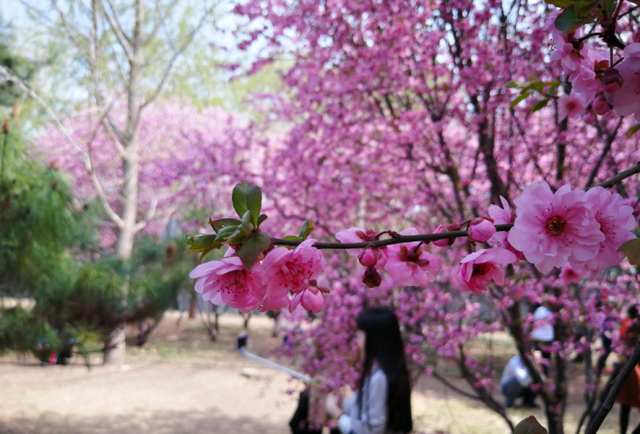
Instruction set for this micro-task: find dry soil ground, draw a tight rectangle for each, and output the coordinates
[0,312,630,434]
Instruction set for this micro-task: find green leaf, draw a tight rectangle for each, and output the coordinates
[257,214,268,226]
[283,235,303,241]
[187,233,223,253]
[227,226,251,246]
[510,91,531,109]
[515,416,548,434]
[199,245,219,263]
[544,0,572,9]
[619,238,640,265]
[530,99,550,113]
[528,82,548,92]
[232,183,250,218]
[299,220,315,239]
[209,218,242,233]
[215,225,238,241]
[555,7,583,32]
[237,232,272,270]
[604,0,615,16]
[231,182,262,225]
[246,185,262,226]
[627,124,640,138]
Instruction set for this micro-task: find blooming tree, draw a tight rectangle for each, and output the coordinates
[37,101,252,248]
[184,0,640,433]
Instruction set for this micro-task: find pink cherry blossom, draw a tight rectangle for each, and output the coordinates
[605,44,640,120]
[558,95,585,120]
[546,11,586,77]
[459,248,517,294]
[335,227,387,268]
[190,256,264,313]
[469,217,496,243]
[559,264,581,284]
[593,93,613,115]
[487,197,525,260]
[289,281,328,313]
[508,182,605,273]
[575,187,636,270]
[385,228,442,287]
[433,224,460,247]
[358,248,378,267]
[257,239,326,302]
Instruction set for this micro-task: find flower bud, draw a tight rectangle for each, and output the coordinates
[362,266,382,288]
[593,93,612,116]
[433,225,455,247]
[358,249,377,267]
[2,119,8,134]
[602,68,623,94]
[469,217,496,243]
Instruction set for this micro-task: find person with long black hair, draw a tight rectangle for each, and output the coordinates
[325,307,413,434]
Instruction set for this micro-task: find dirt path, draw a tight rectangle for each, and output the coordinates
[0,313,625,434]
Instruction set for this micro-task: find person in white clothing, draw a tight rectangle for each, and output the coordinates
[531,305,554,375]
[500,354,539,408]
[325,307,412,434]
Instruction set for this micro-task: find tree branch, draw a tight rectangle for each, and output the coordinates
[0,65,125,228]
[96,0,134,61]
[270,162,640,249]
[431,370,483,401]
[585,339,640,434]
[141,6,213,108]
[144,0,181,45]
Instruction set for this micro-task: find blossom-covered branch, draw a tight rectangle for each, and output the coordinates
[187,162,640,315]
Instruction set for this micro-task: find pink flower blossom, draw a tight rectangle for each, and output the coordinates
[574,187,636,270]
[335,227,387,268]
[546,12,585,77]
[605,44,640,120]
[469,217,496,243]
[593,93,613,115]
[385,228,442,287]
[190,256,263,313]
[508,182,605,273]
[459,248,517,294]
[257,239,326,302]
[488,197,525,260]
[569,51,608,104]
[433,224,460,247]
[558,95,585,120]
[289,281,328,313]
[559,264,581,284]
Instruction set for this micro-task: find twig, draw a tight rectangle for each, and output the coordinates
[269,162,640,249]
[585,339,640,434]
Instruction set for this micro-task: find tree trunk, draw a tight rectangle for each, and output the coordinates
[189,291,197,319]
[103,0,145,366]
[546,409,565,434]
[103,325,126,366]
[214,306,220,332]
[242,313,251,330]
[271,313,280,338]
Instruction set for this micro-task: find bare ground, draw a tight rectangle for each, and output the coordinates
[0,312,630,434]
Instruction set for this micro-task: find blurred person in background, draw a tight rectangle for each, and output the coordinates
[500,351,543,408]
[531,304,554,376]
[324,307,413,434]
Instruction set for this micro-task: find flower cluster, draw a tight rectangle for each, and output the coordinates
[190,181,636,312]
[190,239,328,313]
[509,183,635,273]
